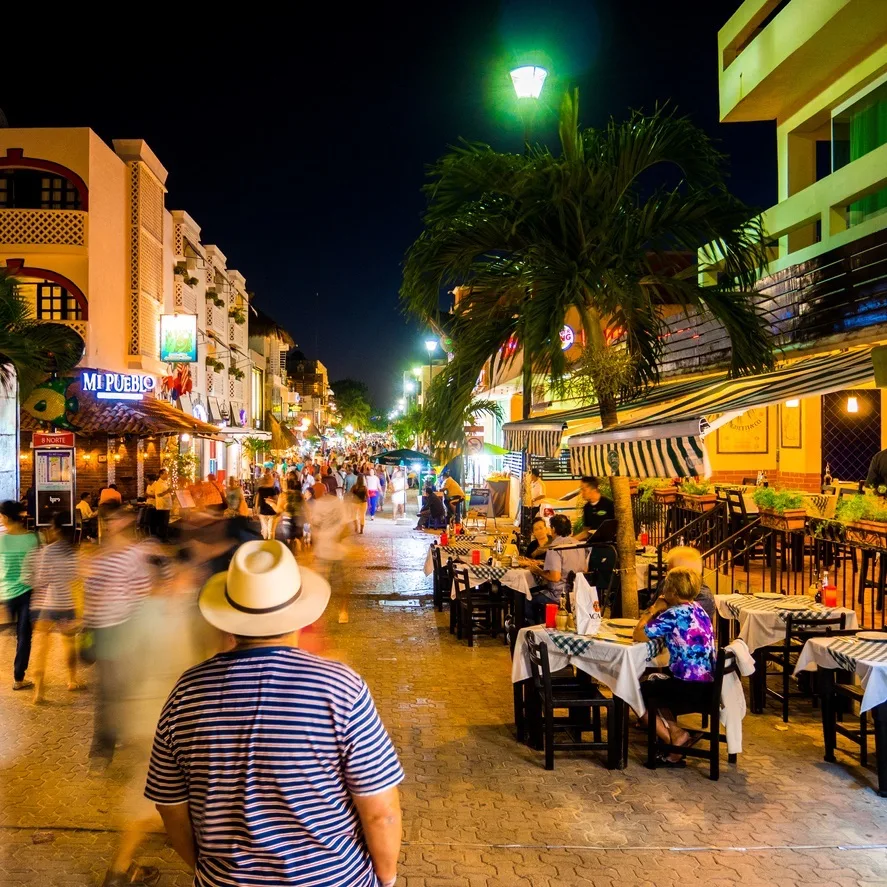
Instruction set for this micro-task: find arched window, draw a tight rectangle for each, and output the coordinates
[0,169,82,210]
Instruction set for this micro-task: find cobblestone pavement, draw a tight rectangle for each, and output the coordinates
[2,512,887,886]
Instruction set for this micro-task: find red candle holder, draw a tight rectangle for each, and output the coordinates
[823,585,838,608]
[471,549,481,565]
[545,603,558,628]
[440,532,448,546]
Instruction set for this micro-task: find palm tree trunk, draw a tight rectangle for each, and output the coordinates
[599,398,639,619]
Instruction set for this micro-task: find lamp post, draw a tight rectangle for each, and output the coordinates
[511,65,547,419]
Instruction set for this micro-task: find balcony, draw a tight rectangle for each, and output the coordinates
[0,208,86,248]
[762,141,887,267]
[719,0,887,122]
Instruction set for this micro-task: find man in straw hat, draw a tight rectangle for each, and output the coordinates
[145,540,403,886]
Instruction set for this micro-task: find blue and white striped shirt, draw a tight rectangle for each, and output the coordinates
[145,646,403,886]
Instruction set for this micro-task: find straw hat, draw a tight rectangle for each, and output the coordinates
[199,540,330,637]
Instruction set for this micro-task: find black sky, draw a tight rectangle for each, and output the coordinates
[2,1,774,409]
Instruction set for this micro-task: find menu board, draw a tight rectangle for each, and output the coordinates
[35,448,74,526]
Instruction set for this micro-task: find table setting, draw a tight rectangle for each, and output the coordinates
[714,592,859,653]
[794,630,887,797]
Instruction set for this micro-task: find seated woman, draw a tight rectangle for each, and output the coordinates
[647,545,715,619]
[634,567,716,765]
[524,516,552,561]
[415,485,447,530]
[523,514,588,623]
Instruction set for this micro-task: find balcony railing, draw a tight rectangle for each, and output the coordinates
[0,208,86,247]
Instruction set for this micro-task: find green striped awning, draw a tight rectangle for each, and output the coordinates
[502,423,565,457]
[569,419,710,479]
[613,346,875,432]
[502,372,723,456]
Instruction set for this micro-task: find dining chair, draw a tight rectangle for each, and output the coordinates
[452,565,504,647]
[585,545,618,615]
[525,630,619,770]
[761,613,847,722]
[646,647,738,781]
[72,510,83,546]
[430,545,452,613]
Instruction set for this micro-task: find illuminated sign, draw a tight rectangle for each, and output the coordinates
[82,371,156,401]
[160,313,198,363]
[559,325,575,351]
[32,431,75,448]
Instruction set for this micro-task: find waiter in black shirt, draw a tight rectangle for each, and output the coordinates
[575,476,616,540]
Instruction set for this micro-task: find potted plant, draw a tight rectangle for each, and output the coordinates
[677,479,717,512]
[229,307,246,325]
[638,478,678,505]
[230,368,245,381]
[174,262,188,277]
[836,493,887,545]
[753,488,806,531]
[205,356,224,373]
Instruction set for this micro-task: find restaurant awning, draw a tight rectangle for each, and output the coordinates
[566,346,876,479]
[21,389,222,437]
[569,419,711,479]
[502,372,725,456]
[609,346,875,434]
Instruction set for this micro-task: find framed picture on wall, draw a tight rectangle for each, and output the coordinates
[779,402,803,448]
[717,407,769,454]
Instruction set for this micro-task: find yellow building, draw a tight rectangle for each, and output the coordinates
[497,0,887,495]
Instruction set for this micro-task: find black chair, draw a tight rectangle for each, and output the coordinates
[452,566,505,647]
[430,545,452,613]
[640,562,666,611]
[761,613,847,722]
[741,477,757,486]
[585,545,619,615]
[646,648,738,781]
[525,630,619,770]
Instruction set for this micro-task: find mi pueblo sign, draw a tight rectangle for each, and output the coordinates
[82,371,156,401]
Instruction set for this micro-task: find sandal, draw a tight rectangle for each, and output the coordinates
[656,754,686,768]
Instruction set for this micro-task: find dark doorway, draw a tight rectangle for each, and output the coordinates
[821,389,882,483]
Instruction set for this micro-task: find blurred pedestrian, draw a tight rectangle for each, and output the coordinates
[275,479,306,554]
[146,540,403,887]
[0,500,38,690]
[153,469,173,542]
[391,466,407,522]
[351,472,368,534]
[311,483,349,622]
[83,504,154,762]
[365,468,381,520]
[30,511,81,703]
[254,471,279,540]
[99,484,123,506]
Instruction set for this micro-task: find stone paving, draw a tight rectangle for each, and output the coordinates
[2,510,887,886]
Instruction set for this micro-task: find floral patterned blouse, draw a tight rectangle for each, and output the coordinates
[644,602,715,682]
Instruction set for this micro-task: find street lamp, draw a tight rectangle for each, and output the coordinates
[510,65,548,99]
[424,339,438,393]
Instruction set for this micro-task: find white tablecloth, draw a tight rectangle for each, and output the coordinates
[511,625,668,716]
[714,594,859,653]
[795,636,887,713]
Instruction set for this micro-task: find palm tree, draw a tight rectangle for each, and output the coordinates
[401,92,773,616]
[0,269,85,397]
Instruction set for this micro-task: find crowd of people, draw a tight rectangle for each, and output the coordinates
[0,442,414,887]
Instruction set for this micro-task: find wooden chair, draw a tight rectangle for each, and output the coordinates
[430,545,452,613]
[452,566,505,647]
[72,509,84,546]
[646,648,738,781]
[640,562,666,611]
[761,613,847,722]
[525,630,619,770]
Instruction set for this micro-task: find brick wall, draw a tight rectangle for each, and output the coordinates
[711,468,821,492]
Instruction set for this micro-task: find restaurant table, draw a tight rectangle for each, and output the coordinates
[794,635,887,797]
[511,624,668,767]
[715,593,859,713]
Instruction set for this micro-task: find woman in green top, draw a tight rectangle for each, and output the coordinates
[0,500,39,689]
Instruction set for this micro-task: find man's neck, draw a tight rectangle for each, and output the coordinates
[234,630,301,651]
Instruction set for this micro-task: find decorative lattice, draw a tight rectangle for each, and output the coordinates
[822,390,881,483]
[173,220,183,257]
[140,230,162,301]
[128,163,141,356]
[0,209,85,246]
[139,294,159,359]
[107,439,116,485]
[230,378,244,401]
[139,169,164,241]
[137,438,145,496]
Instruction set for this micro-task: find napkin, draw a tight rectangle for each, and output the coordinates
[573,573,602,636]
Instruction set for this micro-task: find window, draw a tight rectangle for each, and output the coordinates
[36,283,82,321]
[0,170,81,209]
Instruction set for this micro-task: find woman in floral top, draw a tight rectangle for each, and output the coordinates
[634,567,716,765]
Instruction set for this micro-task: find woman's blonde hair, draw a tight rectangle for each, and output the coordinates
[662,566,702,602]
[665,545,703,575]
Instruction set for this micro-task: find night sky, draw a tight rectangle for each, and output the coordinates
[2,1,772,409]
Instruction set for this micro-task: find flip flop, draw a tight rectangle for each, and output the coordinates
[656,754,686,768]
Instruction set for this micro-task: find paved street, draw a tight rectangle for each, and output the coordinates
[2,512,887,886]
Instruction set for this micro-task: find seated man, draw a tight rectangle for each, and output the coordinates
[440,471,465,523]
[524,513,589,623]
[648,545,715,620]
[75,492,99,540]
[416,485,447,530]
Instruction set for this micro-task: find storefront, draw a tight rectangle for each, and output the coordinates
[19,369,221,510]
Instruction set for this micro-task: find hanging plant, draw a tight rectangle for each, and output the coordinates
[230,368,245,381]
[229,308,246,325]
[213,296,224,308]
[206,289,218,299]
[205,356,224,373]
[174,262,188,277]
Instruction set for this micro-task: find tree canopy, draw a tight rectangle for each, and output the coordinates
[330,378,374,430]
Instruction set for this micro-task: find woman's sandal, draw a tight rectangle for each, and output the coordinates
[656,753,686,768]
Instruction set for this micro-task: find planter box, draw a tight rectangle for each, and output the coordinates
[629,481,639,497]
[653,488,678,505]
[845,519,887,547]
[679,492,717,512]
[758,507,806,532]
